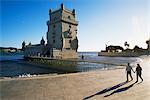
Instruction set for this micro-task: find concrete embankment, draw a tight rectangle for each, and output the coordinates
[23,56,125,72]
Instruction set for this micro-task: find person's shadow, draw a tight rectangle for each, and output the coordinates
[83,81,136,100]
[104,82,136,97]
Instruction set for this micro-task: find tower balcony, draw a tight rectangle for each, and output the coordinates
[67,34,72,38]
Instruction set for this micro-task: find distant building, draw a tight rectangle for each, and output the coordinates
[0,47,18,53]
[98,39,150,57]
[24,4,78,59]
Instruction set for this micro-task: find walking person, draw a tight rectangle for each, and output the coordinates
[81,55,84,60]
[135,64,143,83]
[126,63,134,82]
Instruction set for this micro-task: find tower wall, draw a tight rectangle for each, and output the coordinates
[47,22,62,49]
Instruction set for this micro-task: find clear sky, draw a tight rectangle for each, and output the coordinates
[1,0,149,51]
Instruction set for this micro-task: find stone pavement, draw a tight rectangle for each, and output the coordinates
[0,56,150,100]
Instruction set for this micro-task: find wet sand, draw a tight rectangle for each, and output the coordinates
[0,56,150,100]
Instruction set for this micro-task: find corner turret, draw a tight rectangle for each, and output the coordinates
[40,37,45,45]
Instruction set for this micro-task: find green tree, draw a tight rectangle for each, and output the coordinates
[124,41,129,49]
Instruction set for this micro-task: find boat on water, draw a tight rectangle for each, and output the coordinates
[98,39,150,57]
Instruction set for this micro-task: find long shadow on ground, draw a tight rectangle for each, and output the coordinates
[83,81,127,100]
[104,82,136,97]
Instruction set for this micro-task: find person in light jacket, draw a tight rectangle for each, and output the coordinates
[126,63,134,82]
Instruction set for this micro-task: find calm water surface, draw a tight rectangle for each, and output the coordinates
[0,52,143,77]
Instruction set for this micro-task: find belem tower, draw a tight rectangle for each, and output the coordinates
[23,4,79,59]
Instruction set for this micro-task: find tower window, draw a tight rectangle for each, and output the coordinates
[68,16,71,19]
[69,25,71,28]
[53,25,55,28]
[66,48,70,50]
[54,17,57,21]
[53,40,55,43]
[69,40,71,43]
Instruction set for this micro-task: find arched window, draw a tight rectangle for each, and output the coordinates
[54,17,57,21]
[69,40,71,43]
[69,25,71,28]
[53,25,55,28]
[68,16,71,19]
[53,40,55,43]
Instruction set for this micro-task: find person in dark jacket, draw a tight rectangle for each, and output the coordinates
[135,64,143,82]
[81,55,84,60]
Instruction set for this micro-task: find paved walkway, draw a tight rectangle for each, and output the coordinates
[1,56,150,100]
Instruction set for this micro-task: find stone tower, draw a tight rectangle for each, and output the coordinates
[46,3,78,58]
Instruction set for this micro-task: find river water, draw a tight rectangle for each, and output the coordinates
[0,52,145,77]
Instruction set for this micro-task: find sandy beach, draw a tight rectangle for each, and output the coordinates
[0,56,150,100]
